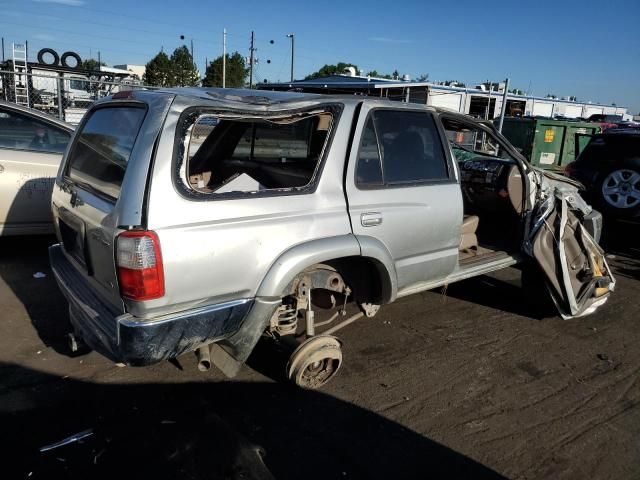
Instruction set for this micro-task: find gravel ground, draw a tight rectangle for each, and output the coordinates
[0,224,638,480]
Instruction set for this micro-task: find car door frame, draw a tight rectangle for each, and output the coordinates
[345,102,464,295]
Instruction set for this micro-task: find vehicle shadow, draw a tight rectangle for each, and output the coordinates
[0,233,71,353]
[599,220,640,281]
[0,362,506,480]
[439,270,549,320]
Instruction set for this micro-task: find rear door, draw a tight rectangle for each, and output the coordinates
[0,106,70,234]
[53,103,148,311]
[345,105,463,292]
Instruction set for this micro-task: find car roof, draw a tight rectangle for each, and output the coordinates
[128,87,441,113]
[0,100,75,131]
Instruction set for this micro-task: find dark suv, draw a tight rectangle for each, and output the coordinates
[565,129,640,221]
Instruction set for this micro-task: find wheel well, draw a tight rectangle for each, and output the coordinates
[287,256,389,305]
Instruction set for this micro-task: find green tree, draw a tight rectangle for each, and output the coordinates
[415,73,429,82]
[171,46,200,87]
[202,52,248,88]
[305,62,359,80]
[143,51,175,87]
[81,58,106,71]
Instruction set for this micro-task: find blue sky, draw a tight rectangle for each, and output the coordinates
[1,0,639,113]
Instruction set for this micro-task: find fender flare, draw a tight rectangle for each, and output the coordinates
[256,235,361,298]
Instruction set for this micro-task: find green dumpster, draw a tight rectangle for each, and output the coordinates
[498,117,600,171]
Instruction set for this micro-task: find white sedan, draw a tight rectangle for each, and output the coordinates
[0,101,74,235]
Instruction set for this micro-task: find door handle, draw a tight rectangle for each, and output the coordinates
[361,212,383,227]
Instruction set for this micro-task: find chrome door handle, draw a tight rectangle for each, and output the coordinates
[361,212,383,227]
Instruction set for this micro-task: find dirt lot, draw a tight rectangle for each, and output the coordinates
[0,224,639,480]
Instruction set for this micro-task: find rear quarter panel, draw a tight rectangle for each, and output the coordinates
[138,101,357,318]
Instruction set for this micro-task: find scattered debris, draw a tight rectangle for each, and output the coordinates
[39,429,94,452]
[33,272,46,279]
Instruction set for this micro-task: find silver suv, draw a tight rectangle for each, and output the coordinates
[49,88,615,388]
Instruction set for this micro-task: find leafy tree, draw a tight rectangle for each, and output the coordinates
[171,46,200,87]
[509,88,524,95]
[143,51,175,87]
[305,62,359,80]
[81,58,106,71]
[202,52,248,88]
[415,73,429,82]
[365,70,393,79]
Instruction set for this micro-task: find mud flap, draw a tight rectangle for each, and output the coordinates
[530,193,615,319]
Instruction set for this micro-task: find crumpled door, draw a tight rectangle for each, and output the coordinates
[527,173,616,319]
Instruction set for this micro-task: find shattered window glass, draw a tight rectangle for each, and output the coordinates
[185,111,333,194]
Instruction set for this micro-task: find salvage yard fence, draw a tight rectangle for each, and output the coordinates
[0,70,158,124]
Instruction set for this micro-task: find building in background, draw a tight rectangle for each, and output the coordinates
[113,64,146,80]
[260,74,629,120]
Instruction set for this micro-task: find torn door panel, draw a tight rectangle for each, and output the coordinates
[527,170,615,319]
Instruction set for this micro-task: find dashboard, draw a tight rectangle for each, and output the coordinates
[457,156,523,214]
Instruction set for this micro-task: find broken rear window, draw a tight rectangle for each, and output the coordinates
[181,108,336,195]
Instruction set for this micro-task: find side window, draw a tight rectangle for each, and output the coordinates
[184,111,334,195]
[443,118,514,162]
[355,117,383,187]
[0,107,71,154]
[355,110,449,188]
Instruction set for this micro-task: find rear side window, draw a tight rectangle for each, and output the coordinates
[580,135,640,162]
[67,106,146,200]
[184,110,334,195]
[356,110,449,188]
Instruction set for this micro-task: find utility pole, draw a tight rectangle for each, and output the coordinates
[190,39,194,68]
[286,33,294,82]
[497,77,510,133]
[249,30,255,89]
[222,28,227,88]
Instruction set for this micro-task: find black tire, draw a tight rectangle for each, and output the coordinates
[595,167,640,220]
[61,51,82,69]
[37,48,59,66]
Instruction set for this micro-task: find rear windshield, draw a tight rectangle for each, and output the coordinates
[580,134,640,162]
[66,106,146,200]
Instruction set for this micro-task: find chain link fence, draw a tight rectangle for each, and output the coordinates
[0,70,156,124]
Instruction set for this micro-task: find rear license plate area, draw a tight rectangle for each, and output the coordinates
[58,209,89,271]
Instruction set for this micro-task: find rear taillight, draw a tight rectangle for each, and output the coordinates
[116,230,164,301]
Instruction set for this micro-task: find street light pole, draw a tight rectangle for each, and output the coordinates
[286,33,294,82]
[222,28,227,88]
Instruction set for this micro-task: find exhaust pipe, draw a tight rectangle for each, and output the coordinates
[196,345,211,372]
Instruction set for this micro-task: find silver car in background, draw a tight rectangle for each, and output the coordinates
[0,101,73,236]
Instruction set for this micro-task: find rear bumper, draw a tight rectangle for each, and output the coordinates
[49,244,253,366]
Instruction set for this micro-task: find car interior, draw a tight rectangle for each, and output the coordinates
[441,117,527,266]
[0,108,69,154]
[185,112,333,194]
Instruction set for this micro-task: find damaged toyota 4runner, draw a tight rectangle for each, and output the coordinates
[49,88,615,388]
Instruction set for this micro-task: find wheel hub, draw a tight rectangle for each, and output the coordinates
[602,169,640,209]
